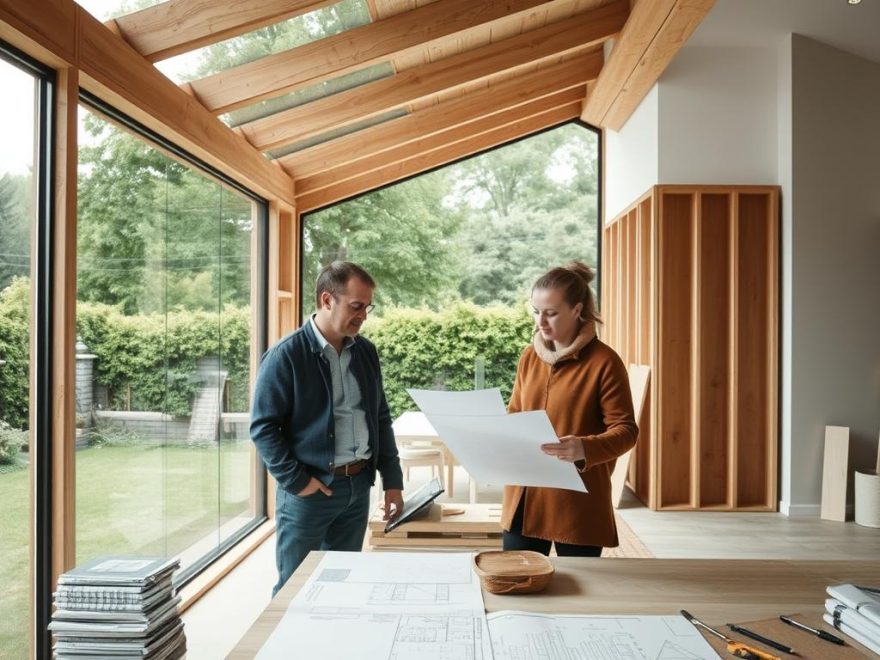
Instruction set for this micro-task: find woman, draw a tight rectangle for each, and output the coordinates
[502,261,638,556]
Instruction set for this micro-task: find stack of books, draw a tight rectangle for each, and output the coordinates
[824,583,880,655]
[50,556,186,659]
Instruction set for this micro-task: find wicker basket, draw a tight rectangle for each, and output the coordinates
[473,550,554,595]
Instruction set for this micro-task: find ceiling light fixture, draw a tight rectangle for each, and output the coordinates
[848,0,862,5]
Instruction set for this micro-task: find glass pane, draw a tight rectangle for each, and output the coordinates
[301,123,600,417]
[75,106,260,574]
[156,0,372,84]
[0,58,37,659]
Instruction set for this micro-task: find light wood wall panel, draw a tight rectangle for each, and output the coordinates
[603,185,778,511]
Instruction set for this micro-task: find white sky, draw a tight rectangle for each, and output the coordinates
[0,63,36,176]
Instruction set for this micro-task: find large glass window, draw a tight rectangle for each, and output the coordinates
[75,103,265,578]
[301,122,600,416]
[0,53,38,660]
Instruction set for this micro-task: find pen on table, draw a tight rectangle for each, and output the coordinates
[779,616,846,645]
[727,624,798,656]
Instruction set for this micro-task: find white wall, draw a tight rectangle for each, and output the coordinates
[603,32,880,515]
[787,34,880,513]
[658,46,778,185]
[604,85,658,221]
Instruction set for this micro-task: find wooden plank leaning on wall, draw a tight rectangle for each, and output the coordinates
[603,185,779,511]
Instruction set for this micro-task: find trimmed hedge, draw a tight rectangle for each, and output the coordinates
[362,302,533,417]
[77,303,251,416]
[1,279,534,425]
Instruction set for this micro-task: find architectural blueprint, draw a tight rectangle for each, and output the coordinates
[256,553,721,660]
[256,552,492,660]
[487,611,719,660]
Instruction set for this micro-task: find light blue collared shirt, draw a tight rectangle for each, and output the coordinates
[309,315,371,465]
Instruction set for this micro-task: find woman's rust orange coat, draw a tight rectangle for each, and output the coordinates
[501,337,638,547]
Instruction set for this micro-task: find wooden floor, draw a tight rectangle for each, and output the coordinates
[181,466,880,659]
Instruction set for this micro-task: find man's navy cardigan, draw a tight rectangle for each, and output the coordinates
[250,322,403,495]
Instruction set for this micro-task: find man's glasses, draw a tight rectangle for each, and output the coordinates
[333,296,374,314]
[348,301,375,314]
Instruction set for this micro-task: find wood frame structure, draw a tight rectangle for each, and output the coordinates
[602,185,779,511]
[0,0,716,655]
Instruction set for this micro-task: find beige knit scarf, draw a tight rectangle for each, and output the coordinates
[532,321,597,366]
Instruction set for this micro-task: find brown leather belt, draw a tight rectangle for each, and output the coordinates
[333,459,368,477]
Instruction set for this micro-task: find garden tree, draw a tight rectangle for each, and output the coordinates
[77,112,178,314]
[78,111,255,314]
[461,202,599,306]
[303,170,464,309]
[449,125,600,304]
[0,173,31,292]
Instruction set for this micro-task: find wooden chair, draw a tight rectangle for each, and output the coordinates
[397,440,447,491]
[611,364,650,508]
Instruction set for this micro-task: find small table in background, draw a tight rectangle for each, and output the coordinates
[393,411,469,499]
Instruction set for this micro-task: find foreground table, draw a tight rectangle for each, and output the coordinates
[228,554,880,658]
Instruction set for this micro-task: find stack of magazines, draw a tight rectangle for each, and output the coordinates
[824,583,880,655]
[50,556,186,659]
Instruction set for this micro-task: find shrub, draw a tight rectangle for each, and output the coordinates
[86,423,146,448]
[0,419,25,464]
[77,303,251,416]
[0,277,30,429]
[362,302,533,417]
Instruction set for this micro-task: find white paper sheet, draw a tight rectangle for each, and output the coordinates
[256,552,493,660]
[408,389,587,492]
[487,611,720,660]
[407,388,506,416]
[293,551,484,614]
[428,411,586,491]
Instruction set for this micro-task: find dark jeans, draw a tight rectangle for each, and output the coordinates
[273,469,372,596]
[502,495,602,557]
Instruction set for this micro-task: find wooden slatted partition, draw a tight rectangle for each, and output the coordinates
[602,185,778,511]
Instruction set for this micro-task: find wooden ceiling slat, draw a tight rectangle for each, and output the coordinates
[240,1,625,152]
[279,53,597,178]
[295,88,586,196]
[581,0,714,129]
[187,0,564,114]
[601,0,715,130]
[296,102,582,212]
[110,0,336,63]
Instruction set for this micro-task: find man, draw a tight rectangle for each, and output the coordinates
[251,261,404,595]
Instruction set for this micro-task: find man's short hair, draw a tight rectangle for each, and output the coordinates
[315,261,376,308]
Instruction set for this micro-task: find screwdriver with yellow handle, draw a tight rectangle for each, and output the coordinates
[681,610,781,660]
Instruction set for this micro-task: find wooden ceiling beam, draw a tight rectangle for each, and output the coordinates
[109,0,336,63]
[279,53,600,178]
[188,0,566,115]
[240,0,626,152]
[294,87,586,196]
[297,102,582,212]
[581,0,715,130]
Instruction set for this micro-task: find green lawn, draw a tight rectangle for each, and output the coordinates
[0,443,252,659]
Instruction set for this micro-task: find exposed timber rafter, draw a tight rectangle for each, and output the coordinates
[186,0,566,115]
[108,0,336,63]
[294,87,586,198]
[279,52,601,179]
[296,102,583,212]
[239,0,627,153]
[581,0,715,130]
